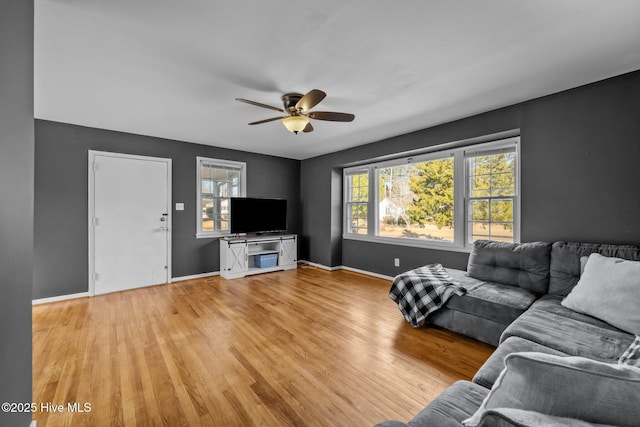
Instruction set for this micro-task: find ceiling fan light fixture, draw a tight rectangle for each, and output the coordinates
[281,115,310,134]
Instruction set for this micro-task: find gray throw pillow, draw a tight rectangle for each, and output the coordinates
[476,408,617,427]
[463,352,640,427]
[561,253,640,335]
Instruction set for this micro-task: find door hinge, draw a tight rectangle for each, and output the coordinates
[93,273,99,281]
[93,217,99,226]
[93,162,99,171]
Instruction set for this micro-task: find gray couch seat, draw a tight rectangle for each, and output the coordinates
[444,270,538,325]
[375,381,489,427]
[472,336,569,389]
[428,269,538,346]
[425,240,551,346]
[500,294,635,363]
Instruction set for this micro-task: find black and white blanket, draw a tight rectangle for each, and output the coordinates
[389,263,466,328]
[619,336,640,367]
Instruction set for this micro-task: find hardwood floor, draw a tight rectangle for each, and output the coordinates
[33,266,494,426]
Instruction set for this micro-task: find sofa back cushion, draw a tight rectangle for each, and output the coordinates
[467,240,551,294]
[549,242,640,296]
[463,352,640,427]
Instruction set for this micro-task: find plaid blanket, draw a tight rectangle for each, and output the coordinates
[619,336,640,366]
[389,263,466,328]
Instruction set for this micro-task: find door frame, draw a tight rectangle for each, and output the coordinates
[88,150,172,296]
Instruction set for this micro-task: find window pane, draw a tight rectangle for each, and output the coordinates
[490,199,513,223]
[467,149,516,244]
[347,203,367,234]
[377,157,454,242]
[230,183,239,197]
[347,173,368,203]
[470,199,489,221]
[469,152,516,197]
[201,197,214,231]
[489,223,514,241]
[470,221,490,240]
[491,172,515,196]
[201,197,232,232]
[470,175,490,197]
[201,179,213,194]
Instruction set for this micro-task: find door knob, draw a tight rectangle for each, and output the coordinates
[160,217,166,222]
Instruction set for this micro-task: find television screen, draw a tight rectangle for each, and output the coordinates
[230,198,287,234]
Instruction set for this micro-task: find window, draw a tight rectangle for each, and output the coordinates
[345,169,369,235]
[343,137,519,250]
[378,156,455,242]
[466,147,517,243]
[196,157,246,238]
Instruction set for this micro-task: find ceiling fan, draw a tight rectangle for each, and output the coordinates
[235,89,355,134]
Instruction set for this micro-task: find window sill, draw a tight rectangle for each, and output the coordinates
[342,233,472,253]
[196,232,228,239]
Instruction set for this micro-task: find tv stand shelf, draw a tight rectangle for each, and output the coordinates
[220,234,297,279]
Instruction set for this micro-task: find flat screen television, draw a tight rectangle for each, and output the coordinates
[230,197,287,235]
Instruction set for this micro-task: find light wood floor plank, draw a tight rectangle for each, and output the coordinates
[33,266,494,426]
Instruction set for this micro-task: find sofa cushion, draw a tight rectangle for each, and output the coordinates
[427,269,538,346]
[475,408,617,427]
[500,295,634,363]
[463,352,640,427]
[473,336,568,388]
[561,253,640,335]
[428,307,511,347]
[467,240,551,294]
[444,279,537,327]
[548,241,640,296]
[406,380,488,427]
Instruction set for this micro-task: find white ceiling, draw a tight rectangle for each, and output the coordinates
[34,0,640,160]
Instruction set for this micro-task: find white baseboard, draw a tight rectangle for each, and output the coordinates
[171,271,219,282]
[298,260,393,280]
[32,292,89,305]
[31,267,388,305]
[32,274,220,305]
[30,420,36,427]
[340,265,394,281]
[298,260,341,271]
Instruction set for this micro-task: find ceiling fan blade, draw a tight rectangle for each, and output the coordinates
[236,98,284,113]
[308,111,355,122]
[248,116,285,125]
[302,122,314,133]
[295,89,326,112]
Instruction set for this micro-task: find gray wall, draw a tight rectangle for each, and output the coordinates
[0,0,34,425]
[301,70,640,276]
[34,120,301,299]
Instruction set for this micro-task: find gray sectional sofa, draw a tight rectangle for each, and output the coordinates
[379,240,640,427]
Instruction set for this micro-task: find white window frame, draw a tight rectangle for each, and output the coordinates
[344,168,371,236]
[465,143,520,244]
[343,136,520,252]
[196,157,246,238]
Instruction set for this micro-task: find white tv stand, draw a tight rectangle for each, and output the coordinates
[219,234,297,279]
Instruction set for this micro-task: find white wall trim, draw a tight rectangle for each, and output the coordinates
[298,260,394,280]
[340,265,394,281]
[298,260,341,271]
[172,271,219,282]
[32,266,389,305]
[33,292,89,305]
[30,421,36,427]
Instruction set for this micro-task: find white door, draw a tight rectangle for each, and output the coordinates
[89,151,171,295]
